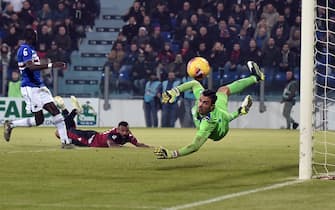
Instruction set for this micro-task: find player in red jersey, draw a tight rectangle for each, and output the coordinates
[54,96,150,148]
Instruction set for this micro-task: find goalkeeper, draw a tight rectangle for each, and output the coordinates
[154,61,264,159]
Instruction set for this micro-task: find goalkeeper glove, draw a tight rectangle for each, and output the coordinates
[238,95,253,115]
[154,146,178,159]
[161,88,180,104]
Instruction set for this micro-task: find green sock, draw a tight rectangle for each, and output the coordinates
[227,76,257,95]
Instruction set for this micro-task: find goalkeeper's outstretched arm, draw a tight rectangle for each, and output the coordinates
[154,135,208,159]
[154,121,214,159]
[162,80,203,103]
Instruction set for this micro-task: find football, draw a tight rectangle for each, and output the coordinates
[187,57,211,80]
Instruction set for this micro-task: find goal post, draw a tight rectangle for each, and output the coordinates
[299,0,315,180]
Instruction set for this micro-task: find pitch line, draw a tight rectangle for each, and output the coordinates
[3,147,91,154]
[162,179,305,210]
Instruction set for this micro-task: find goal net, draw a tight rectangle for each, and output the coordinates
[313,0,335,179]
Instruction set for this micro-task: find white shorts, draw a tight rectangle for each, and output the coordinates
[21,86,54,113]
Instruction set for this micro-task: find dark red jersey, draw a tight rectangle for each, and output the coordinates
[68,127,139,147]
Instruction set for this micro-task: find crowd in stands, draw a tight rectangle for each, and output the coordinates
[103,0,302,97]
[0,0,100,93]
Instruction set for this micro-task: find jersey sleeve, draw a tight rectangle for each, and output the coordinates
[176,119,216,157]
[128,132,139,145]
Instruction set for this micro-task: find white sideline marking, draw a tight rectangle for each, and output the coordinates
[0,202,156,209]
[162,179,304,210]
[3,147,91,154]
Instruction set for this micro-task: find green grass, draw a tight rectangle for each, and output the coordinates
[0,128,334,210]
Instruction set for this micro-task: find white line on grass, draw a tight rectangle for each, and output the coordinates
[3,147,91,154]
[162,179,305,210]
[0,202,156,209]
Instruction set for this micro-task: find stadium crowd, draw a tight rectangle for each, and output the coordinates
[103,0,302,96]
[0,0,100,92]
[98,0,303,128]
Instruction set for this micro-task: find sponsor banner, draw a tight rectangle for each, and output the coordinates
[0,97,99,127]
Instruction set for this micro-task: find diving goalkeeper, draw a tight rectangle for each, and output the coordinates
[154,61,264,159]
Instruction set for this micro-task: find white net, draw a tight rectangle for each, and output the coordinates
[313,0,335,178]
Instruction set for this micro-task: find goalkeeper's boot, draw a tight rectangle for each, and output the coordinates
[4,120,13,142]
[247,61,264,82]
[239,95,253,115]
[54,96,65,110]
[71,96,83,114]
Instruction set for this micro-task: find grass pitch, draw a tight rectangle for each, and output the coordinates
[0,128,334,210]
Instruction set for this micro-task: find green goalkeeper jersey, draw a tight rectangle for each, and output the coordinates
[191,84,232,141]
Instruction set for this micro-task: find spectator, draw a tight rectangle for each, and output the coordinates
[254,26,268,50]
[279,43,296,72]
[196,8,209,26]
[261,3,279,32]
[180,75,195,128]
[132,52,148,95]
[174,18,189,43]
[118,43,139,92]
[46,41,68,77]
[161,71,181,127]
[217,20,232,51]
[212,1,228,22]
[179,39,196,64]
[241,19,255,39]
[287,29,301,54]
[237,28,251,55]
[231,4,245,26]
[281,71,299,130]
[37,3,53,24]
[176,1,193,26]
[184,26,197,49]
[189,14,201,32]
[167,53,187,80]
[261,37,281,84]
[156,42,175,81]
[243,39,262,67]
[3,25,20,49]
[141,15,153,34]
[37,24,53,50]
[150,2,171,32]
[54,25,72,62]
[271,15,290,41]
[18,1,36,26]
[194,26,213,54]
[7,70,21,97]
[273,27,287,49]
[122,16,139,44]
[227,16,240,42]
[245,1,258,28]
[143,73,161,127]
[223,43,244,74]
[209,41,227,72]
[196,42,210,60]
[113,41,126,73]
[131,27,150,48]
[149,26,164,52]
[289,16,301,39]
[53,1,70,25]
[123,1,143,24]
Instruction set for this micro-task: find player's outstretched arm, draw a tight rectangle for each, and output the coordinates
[154,135,208,159]
[162,80,203,103]
[25,60,66,71]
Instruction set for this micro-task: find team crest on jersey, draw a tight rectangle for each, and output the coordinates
[111,135,117,140]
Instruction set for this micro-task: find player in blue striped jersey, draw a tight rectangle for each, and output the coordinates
[3,28,74,149]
